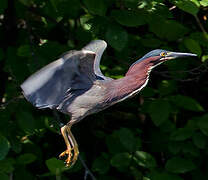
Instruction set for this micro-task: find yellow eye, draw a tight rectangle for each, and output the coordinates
[160,52,166,57]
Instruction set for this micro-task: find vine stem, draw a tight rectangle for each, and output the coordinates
[78,156,97,180]
[194,15,208,40]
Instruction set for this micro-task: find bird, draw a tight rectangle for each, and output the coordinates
[20,40,197,167]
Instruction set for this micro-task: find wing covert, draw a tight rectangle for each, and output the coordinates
[21,50,96,109]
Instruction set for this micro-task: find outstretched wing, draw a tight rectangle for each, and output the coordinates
[21,50,96,109]
[83,40,110,80]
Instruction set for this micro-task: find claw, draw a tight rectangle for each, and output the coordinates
[59,147,79,167]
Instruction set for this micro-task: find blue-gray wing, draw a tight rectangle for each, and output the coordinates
[21,50,96,109]
[82,40,111,80]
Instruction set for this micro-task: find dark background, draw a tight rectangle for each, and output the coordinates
[0,0,208,179]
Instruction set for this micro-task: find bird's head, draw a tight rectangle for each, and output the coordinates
[127,49,197,75]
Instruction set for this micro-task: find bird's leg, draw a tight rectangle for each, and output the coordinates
[59,123,79,167]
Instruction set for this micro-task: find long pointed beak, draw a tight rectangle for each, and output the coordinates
[166,52,197,60]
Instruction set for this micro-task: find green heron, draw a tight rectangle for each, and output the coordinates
[21,40,196,167]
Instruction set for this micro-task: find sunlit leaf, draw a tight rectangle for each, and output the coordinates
[133,151,157,168]
[174,0,199,16]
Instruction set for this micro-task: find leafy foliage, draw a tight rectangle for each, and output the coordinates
[0,0,208,179]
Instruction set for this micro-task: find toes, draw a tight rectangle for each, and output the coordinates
[59,148,79,167]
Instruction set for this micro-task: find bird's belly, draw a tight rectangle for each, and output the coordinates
[64,85,107,121]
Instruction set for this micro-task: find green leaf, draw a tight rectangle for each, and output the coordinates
[170,128,194,141]
[116,128,136,152]
[150,170,183,180]
[106,133,126,154]
[111,10,147,27]
[197,114,208,136]
[0,136,10,160]
[0,173,9,180]
[0,0,7,14]
[0,158,15,173]
[105,24,128,51]
[158,80,177,96]
[192,132,207,149]
[83,0,107,16]
[200,0,208,6]
[165,157,196,173]
[202,55,208,62]
[111,152,131,168]
[169,95,204,112]
[184,38,202,56]
[92,156,110,174]
[141,38,162,48]
[148,100,171,126]
[182,142,200,157]
[46,158,66,175]
[149,20,188,41]
[168,142,181,155]
[17,153,37,165]
[133,151,157,168]
[174,0,199,16]
[17,45,31,57]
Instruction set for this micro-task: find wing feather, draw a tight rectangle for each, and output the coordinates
[21,50,96,109]
[82,40,110,80]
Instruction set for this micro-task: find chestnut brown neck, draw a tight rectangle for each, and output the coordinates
[105,56,160,103]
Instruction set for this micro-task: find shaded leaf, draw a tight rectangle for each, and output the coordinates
[192,132,207,149]
[149,20,188,41]
[46,158,66,175]
[197,114,208,136]
[150,170,183,180]
[0,0,7,14]
[170,128,194,141]
[83,0,107,16]
[17,153,37,165]
[0,136,10,160]
[184,38,202,56]
[148,100,171,126]
[111,152,131,168]
[17,45,31,57]
[116,128,136,152]
[169,95,204,112]
[92,156,110,174]
[111,10,147,27]
[105,25,128,51]
[0,173,9,180]
[0,158,14,173]
[165,157,196,173]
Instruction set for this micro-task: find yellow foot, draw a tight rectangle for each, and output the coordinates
[59,147,79,167]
